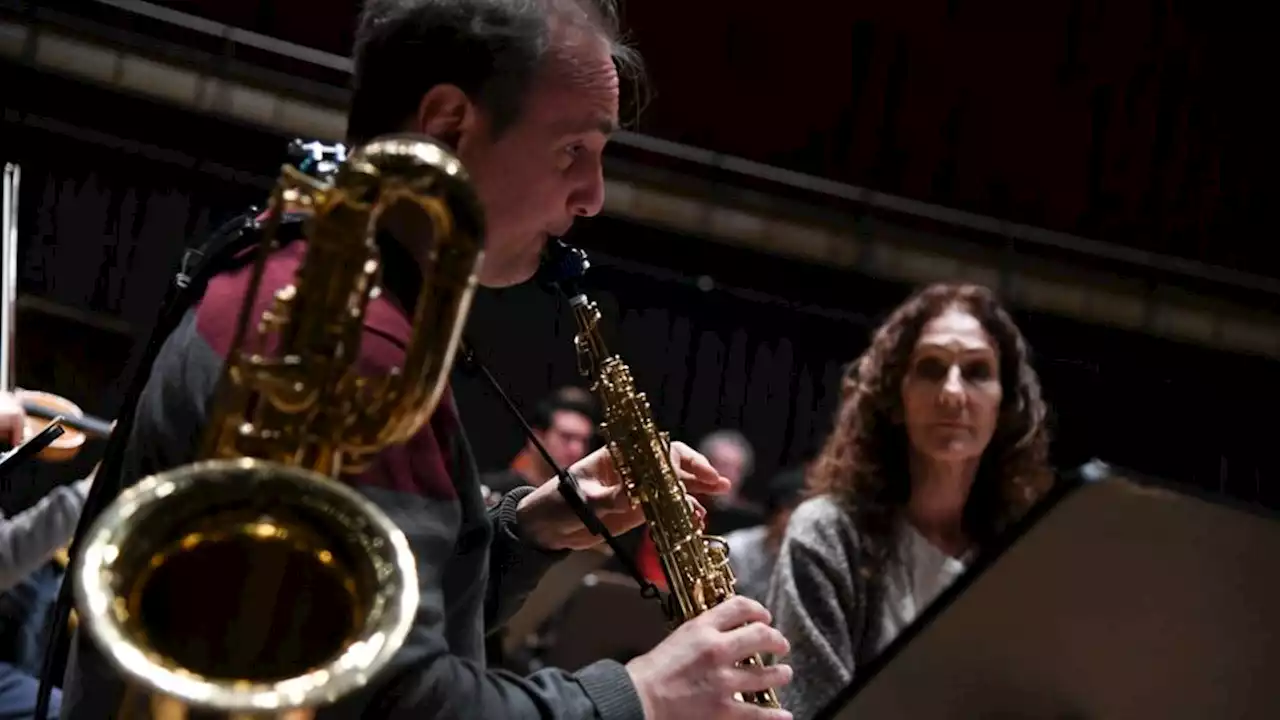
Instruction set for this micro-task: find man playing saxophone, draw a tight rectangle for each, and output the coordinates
[60,1,793,719]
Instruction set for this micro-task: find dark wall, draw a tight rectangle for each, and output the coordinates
[3,61,1277,518]
[158,0,1277,276]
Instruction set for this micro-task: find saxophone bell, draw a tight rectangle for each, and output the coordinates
[75,459,416,717]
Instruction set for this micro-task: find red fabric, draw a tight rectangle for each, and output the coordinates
[636,530,668,591]
[195,241,459,500]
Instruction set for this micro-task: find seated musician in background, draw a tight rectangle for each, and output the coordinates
[481,386,597,506]
[480,388,596,668]
[633,429,765,592]
[698,429,765,534]
[768,283,1054,719]
[0,392,92,718]
[723,466,806,605]
[63,1,793,719]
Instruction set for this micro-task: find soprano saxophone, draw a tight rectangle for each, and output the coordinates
[543,240,781,708]
[71,135,484,718]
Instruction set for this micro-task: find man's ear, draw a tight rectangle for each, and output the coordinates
[414,84,479,150]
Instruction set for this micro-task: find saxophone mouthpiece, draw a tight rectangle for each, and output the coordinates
[287,138,349,181]
[539,239,590,302]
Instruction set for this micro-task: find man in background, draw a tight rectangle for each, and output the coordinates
[481,386,597,505]
[698,429,765,534]
[632,429,764,592]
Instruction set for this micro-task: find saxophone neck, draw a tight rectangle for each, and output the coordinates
[571,293,606,381]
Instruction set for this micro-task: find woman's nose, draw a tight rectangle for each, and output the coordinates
[938,366,965,406]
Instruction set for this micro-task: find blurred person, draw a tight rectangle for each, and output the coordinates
[0,392,94,718]
[698,430,765,535]
[481,387,595,669]
[699,429,753,495]
[769,283,1054,719]
[723,467,807,606]
[632,430,763,593]
[481,387,597,504]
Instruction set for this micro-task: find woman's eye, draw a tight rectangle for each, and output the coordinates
[965,361,994,380]
[914,357,948,380]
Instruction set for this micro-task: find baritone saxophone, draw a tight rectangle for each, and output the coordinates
[542,240,782,709]
[71,135,485,718]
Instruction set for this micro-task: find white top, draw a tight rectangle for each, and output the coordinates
[877,521,969,653]
[724,524,773,604]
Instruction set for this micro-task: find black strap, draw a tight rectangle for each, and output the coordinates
[456,342,664,611]
[32,209,303,716]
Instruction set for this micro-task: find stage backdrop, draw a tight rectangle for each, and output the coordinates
[2,60,1276,515]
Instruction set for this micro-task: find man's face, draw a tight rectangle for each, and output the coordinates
[535,409,594,470]
[706,442,748,493]
[457,32,620,288]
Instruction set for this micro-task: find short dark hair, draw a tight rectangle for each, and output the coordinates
[531,386,598,430]
[763,467,806,516]
[347,0,644,145]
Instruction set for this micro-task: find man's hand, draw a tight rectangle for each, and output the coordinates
[0,391,26,446]
[626,596,794,720]
[516,440,730,552]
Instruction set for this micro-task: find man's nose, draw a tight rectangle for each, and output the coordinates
[569,155,606,219]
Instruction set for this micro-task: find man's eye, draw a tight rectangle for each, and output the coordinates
[556,144,583,171]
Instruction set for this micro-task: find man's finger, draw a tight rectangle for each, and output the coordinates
[671,441,715,473]
[690,496,706,527]
[721,663,794,698]
[596,454,621,487]
[700,595,772,631]
[723,707,791,720]
[680,468,731,496]
[585,483,632,513]
[720,622,791,663]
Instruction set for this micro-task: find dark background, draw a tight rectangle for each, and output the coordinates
[2,57,1277,516]
[143,0,1277,277]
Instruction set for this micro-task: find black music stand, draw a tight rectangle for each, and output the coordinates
[815,462,1280,720]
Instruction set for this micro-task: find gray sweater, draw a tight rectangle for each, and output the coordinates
[0,478,90,592]
[767,495,882,720]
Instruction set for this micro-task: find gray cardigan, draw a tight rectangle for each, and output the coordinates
[768,495,882,720]
[0,478,90,592]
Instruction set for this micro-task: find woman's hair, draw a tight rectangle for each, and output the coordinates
[808,283,1054,570]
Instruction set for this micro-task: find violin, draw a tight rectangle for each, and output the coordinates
[16,390,113,462]
[3,163,115,463]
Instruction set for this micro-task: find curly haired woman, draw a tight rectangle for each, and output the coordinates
[768,283,1055,719]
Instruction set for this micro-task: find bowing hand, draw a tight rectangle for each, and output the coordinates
[516,440,731,552]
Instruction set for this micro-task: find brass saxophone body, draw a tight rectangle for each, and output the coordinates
[72,135,484,718]
[546,241,780,709]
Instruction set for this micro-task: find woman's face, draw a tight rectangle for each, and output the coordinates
[900,306,1003,463]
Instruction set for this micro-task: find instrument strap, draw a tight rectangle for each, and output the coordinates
[456,342,665,608]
